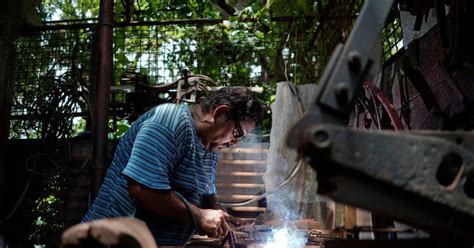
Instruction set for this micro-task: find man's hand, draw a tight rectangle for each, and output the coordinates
[195,209,232,238]
[127,180,241,238]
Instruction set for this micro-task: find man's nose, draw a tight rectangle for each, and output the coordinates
[229,138,239,147]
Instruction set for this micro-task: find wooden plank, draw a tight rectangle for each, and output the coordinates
[216,194,261,201]
[335,202,345,228]
[219,152,267,160]
[218,159,267,165]
[216,183,265,189]
[216,163,266,173]
[216,187,264,196]
[216,174,264,184]
[216,195,261,207]
[227,208,263,219]
[219,147,269,154]
[218,147,268,160]
[228,206,266,212]
[216,144,269,219]
[216,172,264,177]
[344,205,357,229]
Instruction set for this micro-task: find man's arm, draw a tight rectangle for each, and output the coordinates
[202,193,228,212]
[127,179,231,238]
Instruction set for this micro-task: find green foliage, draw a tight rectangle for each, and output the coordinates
[22,0,363,136]
[40,0,100,21]
[29,173,65,246]
[108,118,131,139]
[72,117,87,136]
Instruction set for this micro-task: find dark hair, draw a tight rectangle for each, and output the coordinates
[200,86,263,125]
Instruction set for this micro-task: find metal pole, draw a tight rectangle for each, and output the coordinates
[92,0,114,199]
[0,0,22,189]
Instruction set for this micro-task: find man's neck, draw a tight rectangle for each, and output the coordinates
[191,105,211,149]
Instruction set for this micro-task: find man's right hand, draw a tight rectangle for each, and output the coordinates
[128,180,237,239]
[195,209,231,238]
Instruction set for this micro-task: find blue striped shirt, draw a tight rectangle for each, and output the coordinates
[82,103,218,245]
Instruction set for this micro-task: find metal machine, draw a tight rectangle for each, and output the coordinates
[287,0,474,240]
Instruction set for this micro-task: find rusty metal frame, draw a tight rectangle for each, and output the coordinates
[287,0,474,240]
[91,0,114,198]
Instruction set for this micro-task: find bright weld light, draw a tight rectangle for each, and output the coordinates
[264,228,288,248]
[264,228,306,248]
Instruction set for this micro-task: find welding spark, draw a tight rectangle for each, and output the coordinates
[264,227,307,248]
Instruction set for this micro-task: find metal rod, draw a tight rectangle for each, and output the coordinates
[228,230,236,248]
[9,112,89,120]
[91,0,114,199]
[19,15,355,33]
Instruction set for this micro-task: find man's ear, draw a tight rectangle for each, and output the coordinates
[211,105,230,122]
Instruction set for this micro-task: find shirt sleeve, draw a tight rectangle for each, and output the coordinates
[122,122,178,190]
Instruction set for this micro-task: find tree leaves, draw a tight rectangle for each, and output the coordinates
[31,0,363,135]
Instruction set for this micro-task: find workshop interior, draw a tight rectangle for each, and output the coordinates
[1,0,474,247]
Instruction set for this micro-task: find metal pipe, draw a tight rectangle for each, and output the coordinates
[91,0,114,199]
[0,41,16,186]
[0,0,22,186]
[19,15,353,33]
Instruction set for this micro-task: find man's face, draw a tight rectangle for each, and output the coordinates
[207,117,255,151]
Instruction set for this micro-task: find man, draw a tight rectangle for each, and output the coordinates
[82,86,263,246]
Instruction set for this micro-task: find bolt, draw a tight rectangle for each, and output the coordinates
[334,82,349,105]
[314,130,329,143]
[181,68,190,77]
[312,129,331,149]
[348,51,361,71]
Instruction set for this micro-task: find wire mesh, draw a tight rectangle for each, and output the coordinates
[12,28,93,139]
[12,3,366,138]
[113,24,276,86]
[382,11,403,62]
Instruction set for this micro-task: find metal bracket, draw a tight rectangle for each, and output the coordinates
[300,124,474,238]
[316,0,395,116]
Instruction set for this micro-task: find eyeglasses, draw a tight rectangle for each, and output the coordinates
[232,120,245,142]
